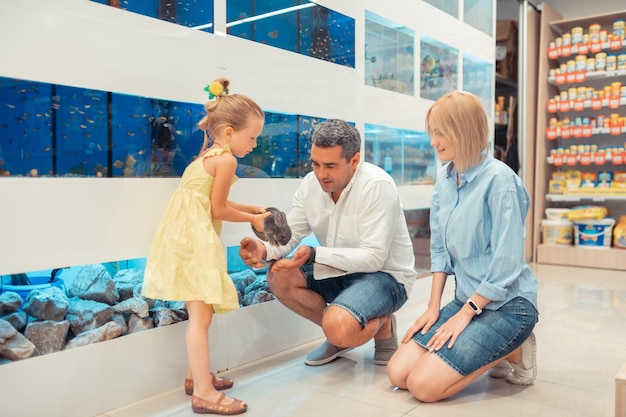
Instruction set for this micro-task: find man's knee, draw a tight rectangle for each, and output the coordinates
[322,305,361,347]
[266,269,303,298]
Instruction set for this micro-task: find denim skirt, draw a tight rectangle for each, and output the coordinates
[411,296,538,376]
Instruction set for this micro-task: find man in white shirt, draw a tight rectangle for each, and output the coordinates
[239,119,417,366]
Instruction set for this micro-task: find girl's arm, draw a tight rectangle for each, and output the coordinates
[227,200,265,214]
[208,153,269,229]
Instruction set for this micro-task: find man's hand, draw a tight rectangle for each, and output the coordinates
[270,245,311,272]
[239,237,268,269]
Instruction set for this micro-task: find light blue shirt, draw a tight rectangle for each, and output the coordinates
[430,153,538,312]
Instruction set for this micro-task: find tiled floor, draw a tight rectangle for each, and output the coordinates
[101,264,626,417]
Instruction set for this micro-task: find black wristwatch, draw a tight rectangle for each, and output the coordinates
[307,246,316,264]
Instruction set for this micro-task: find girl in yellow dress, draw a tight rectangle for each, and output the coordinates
[142,77,269,415]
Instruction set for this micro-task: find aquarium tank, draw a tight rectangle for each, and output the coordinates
[364,123,436,186]
[364,11,415,96]
[226,0,355,68]
[0,76,336,178]
[91,0,215,33]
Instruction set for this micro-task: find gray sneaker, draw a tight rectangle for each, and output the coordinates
[374,314,398,365]
[304,341,353,366]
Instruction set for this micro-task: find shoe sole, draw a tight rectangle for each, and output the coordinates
[304,347,354,366]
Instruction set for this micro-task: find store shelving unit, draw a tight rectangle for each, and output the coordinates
[533,4,626,270]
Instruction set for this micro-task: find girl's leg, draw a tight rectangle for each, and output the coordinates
[186,301,246,412]
[186,301,215,398]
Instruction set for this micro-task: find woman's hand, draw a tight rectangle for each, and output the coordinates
[425,309,473,352]
[401,307,440,344]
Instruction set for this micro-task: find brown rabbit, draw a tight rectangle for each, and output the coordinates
[253,207,292,246]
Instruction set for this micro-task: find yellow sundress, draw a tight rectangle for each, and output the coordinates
[142,145,239,313]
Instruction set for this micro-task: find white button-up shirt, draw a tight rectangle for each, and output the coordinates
[266,162,417,294]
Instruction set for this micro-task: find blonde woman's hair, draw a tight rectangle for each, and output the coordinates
[197,77,265,155]
[426,90,489,173]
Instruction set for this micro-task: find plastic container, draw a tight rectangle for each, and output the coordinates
[542,219,573,245]
[545,208,570,221]
[0,276,65,304]
[573,218,615,248]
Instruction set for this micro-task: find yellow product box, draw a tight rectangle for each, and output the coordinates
[549,179,566,193]
[552,171,567,181]
[611,181,626,189]
[566,178,581,189]
[566,170,581,181]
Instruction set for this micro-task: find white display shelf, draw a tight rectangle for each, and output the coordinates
[547,193,626,202]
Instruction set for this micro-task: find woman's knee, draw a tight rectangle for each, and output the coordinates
[386,359,409,389]
[406,376,442,403]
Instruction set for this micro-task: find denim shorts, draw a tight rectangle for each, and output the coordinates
[301,264,408,327]
[411,296,538,376]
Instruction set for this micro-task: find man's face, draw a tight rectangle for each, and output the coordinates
[311,144,359,201]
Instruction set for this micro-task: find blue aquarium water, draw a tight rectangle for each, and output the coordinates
[0,75,335,179]
[0,277,65,305]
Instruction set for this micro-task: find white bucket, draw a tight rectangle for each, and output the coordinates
[545,208,570,221]
[573,218,615,248]
[542,219,573,245]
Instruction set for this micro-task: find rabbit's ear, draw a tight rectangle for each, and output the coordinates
[274,212,287,226]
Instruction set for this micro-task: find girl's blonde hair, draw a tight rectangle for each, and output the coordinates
[197,77,265,155]
[426,90,489,173]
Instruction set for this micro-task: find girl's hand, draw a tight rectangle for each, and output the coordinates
[251,212,271,233]
[425,309,472,352]
[254,207,267,214]
[401,308,440,344]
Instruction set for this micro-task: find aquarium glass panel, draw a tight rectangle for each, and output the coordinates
[226,0,355,67]
[238,113,328,178]
[364,11,415,96]
[419,36,458,101]
[90,0,215,33]
[463,54,493,115]
[464,0,493,36]
[364,123,436,186]
[0,76,333,179]
[423,0,459,18]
